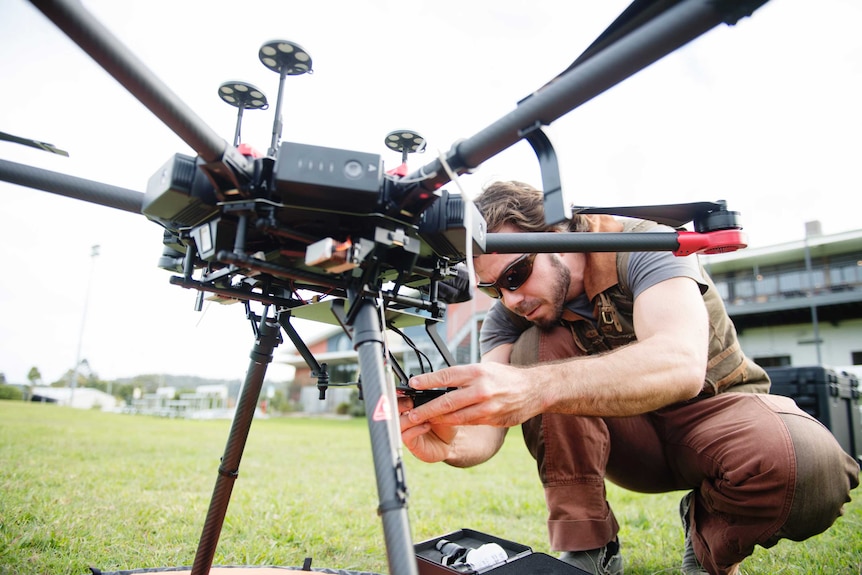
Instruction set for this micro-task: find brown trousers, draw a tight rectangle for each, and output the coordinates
[512,326,860,575]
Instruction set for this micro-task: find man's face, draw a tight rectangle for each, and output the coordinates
[474,226,585,328]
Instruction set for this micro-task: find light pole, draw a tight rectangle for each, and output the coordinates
[803,224,822,364]
[70,244,99,406]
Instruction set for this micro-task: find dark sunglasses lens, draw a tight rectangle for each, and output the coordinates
[477,254,534,299]
[501,256,533,290]
[478,284,502,298]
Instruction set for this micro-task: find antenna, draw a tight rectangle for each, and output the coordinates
[217,81,268,147]
[384,129,426,176]
[258,40,313,156]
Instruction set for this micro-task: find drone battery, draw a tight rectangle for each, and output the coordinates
[144,153,220,227]
[274,141,382,211]
[415,529,590,575]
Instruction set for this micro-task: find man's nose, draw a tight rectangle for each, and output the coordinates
[500,289,525,309]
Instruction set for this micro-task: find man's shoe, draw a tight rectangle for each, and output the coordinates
[558,538,623,575]
[680,491,709,575]
[680,492,740,575]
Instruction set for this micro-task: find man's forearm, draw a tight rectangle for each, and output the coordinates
[536,334,705,417]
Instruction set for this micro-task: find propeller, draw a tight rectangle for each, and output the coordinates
[571,200,730,229]
[0,130,69,157]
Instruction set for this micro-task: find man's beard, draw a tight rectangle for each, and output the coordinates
[531,253,571,330]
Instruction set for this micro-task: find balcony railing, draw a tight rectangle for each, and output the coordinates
[712,260,861,306]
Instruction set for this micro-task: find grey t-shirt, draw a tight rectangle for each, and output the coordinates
[479,245,706,355]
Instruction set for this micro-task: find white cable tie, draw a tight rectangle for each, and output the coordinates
[436,149,477,295]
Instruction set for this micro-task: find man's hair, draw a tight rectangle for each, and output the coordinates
[474,181,590,233]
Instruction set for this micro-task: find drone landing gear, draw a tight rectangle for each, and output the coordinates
[190,314,283,575]
[350,296,417,575]
[187,296,416,575]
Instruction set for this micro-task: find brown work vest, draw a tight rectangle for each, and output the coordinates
[510,216,770,396]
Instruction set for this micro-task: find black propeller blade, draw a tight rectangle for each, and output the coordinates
[571,201,727,228]
[0,130,69,157]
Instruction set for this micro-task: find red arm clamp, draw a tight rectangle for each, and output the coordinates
[386,162,409,177]
[675,229,748,256]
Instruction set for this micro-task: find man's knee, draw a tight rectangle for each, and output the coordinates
[766,409,860,545]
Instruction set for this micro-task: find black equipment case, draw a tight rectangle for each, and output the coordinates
[415,528,590,575]
[765,365,862,464]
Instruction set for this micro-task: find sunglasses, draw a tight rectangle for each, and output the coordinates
[477,253,537,299]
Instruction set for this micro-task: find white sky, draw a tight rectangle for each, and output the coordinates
[1,0,860,385]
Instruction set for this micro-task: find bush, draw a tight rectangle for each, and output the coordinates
[335,390,366,417]
[0,384,24,401]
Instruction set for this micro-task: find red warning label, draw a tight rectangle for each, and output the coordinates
[372,396,392,421]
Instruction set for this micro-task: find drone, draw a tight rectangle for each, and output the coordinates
[0,0,773,573]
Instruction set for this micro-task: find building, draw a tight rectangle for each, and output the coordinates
[282,225,862,412]
[125,384,232,418]
[703,224,862,372]
[30,386,121,411]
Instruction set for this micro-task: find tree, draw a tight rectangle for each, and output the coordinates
[27,367,42,386]
[23,367,42,402]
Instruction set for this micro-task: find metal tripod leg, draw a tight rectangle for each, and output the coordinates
[351,297,418,575]
[190,316,282,575]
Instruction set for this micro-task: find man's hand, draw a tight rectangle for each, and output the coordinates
[398,395,458,463]
[398,342,517,468]
[398,392,510,467]
[403,362,542,428]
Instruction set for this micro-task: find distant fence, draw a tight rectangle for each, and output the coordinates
[124,389,235,419]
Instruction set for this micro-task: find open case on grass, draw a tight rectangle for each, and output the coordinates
[414,528,591,575]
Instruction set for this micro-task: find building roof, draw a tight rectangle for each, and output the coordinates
[702,228,862,272]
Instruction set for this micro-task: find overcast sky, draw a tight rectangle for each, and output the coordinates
[1,0,860,386]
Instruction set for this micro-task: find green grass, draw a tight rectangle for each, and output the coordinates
[0,402,860,575]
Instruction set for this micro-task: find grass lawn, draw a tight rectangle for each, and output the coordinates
[0,402,860,575]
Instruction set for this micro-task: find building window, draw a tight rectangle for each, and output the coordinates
[851,351,862,366]
[713,280,730,301]
[777,270,806,295]
[756,275,778,299]
[734,278,756,301]
[331,333,352,352]
[830,258,862,290]
[754,355,792,368]
[330,363,357,385]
